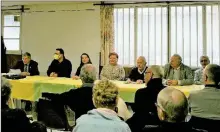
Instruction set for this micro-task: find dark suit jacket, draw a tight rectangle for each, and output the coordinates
[42,84,95,120]
[142,122,207,132]
[127,78,165,132]
[13,60,40,76]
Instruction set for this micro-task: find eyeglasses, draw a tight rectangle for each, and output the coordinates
[200,60,208,62]
[155,102,166,112]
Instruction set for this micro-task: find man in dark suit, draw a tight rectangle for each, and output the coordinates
[13,52,39,76]
[13,52,39,111]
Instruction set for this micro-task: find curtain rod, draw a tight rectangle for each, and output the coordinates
[2,5,29,12]
[93,1,218,6]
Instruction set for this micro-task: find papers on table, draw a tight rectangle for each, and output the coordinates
[2,69,21,76]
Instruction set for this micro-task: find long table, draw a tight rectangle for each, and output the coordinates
[9,76,204,103]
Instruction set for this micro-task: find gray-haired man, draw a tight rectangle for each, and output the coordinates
[164,54,194,86]
[194,56,210,85]
[42,64,96,119]
[143,87,204,132]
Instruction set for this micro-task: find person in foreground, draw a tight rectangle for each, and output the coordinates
[43,64,131,120]
[189,64,220,120]
[127,65,165,132]
[164,54,194,86]
[194,56,210,85]
[143,87,206,132]
[47,48,72,78]
[127,56,148,84]
[13,52,40,76]
[72,53,92,79]
[73,80,131,132]
[100,52,125,81]
[1,77,32,132]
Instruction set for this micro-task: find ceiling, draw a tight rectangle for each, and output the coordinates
[1,0,218,7]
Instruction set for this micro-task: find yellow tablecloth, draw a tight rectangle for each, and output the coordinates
[9,76,204,102]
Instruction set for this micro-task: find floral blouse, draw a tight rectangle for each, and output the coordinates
[100,64,125,81]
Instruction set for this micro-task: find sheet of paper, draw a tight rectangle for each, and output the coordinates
[9,69,21,75]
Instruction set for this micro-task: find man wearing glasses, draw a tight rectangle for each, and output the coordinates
[194,56,210,85]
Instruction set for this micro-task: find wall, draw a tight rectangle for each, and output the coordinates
[20,3,101,75]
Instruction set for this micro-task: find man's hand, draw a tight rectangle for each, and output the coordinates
[136,80,143,84]
[171,80,178,86]
[168,80,178,86]
[21,72,30,76]
[72,76,80,80]
[50,72,58,77]
[50,72,55,77]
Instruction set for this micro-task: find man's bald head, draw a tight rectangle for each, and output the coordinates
[137,56,147,70]
[157,87,188,122]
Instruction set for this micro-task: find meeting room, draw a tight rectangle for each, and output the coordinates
[1,0,220,132]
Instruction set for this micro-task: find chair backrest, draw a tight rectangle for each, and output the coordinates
[36,99,70,131]
[189,116,220,132]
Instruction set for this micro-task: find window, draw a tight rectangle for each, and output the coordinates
[170,6,203,67]
[137,7,168,65]
[206,5,220,65]
[114,8,135,66]
[114,2,220,66]
[3,15,21,51]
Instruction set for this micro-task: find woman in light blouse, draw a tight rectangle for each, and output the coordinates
[100,52,125,81]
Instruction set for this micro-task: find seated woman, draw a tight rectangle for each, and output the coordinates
[1,77,12,110]
[72,53,92,79]
[100,52,125,81]
[73,80,131,132]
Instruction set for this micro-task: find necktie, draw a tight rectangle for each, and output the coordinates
[24,65,28,72]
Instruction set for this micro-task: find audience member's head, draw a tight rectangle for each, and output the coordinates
[137,56,147,70]
[145,65,164,85]
[170,54,182,69]
[54,48,65,61]
[109,52,119,66]
[203,64,220,88]
[1,77,12,108]
[31,121,47,132]
[22,52,31,64]
[156,87,188,123]
[93,80,118,111]
[80,53,92,66]
[80,64,97,84]
[200,56,210,68]
[2,109,31,132]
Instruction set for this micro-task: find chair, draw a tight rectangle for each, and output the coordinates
[36,98,71,132]
[189,116,220,132]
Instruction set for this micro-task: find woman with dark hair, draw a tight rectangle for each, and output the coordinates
[72,53,92,79]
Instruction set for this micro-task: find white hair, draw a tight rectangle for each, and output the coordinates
[137,56,147,64]
[80,64,97,83]
[149,65,164,78]
[172,54,182,62]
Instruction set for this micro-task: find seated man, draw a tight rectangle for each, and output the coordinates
[1,77,32,132]
[127,56,148,84]
[43,64,131,120]
[73,80,131,132]
[194,56,210,85]
[189,64,220,120]
[13,52,39,76]
[47,48,72,78]
[164,54,194,86]
[127,65,165,132]
[143,87,205,132]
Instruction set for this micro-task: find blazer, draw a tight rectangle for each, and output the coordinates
[13,60,40,76]
[163,63,194,85]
